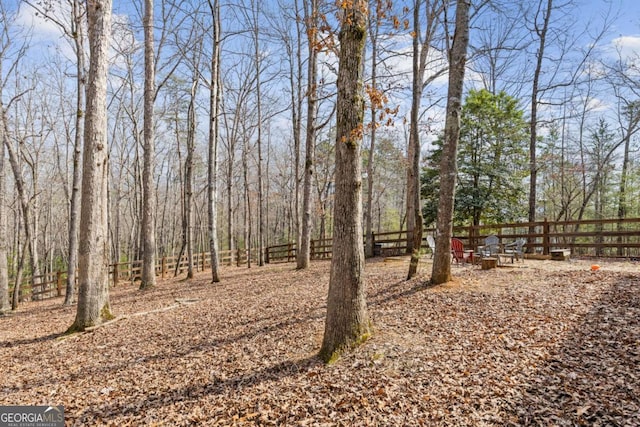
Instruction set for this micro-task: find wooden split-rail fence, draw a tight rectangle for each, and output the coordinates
[9,248,257,303]
[266,217,640,263]
[9,217,640,303]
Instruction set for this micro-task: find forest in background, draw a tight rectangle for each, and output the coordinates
[0,0,638,283]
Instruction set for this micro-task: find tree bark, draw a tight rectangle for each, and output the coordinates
[140,0,157,290]
[5,133,37,308]
[319,0,370,363]
[185,79,198,279]
[252,0,265,267]
[405,0,445,255]
[65,0,85,305]
[528,0,552,230]
[364,3,379,259]
[296,0,319,270]
[0,123,8,313]
[68,0,113,332]
[207,0,221,283]
[431,0,470,285]
[406,0,426,279]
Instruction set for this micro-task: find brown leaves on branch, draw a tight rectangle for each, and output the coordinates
[0,259,638,425]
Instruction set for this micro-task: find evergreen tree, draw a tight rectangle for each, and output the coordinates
[423,89,529,226]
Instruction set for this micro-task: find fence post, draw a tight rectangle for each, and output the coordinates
[468,225,475,251]
[202,251,206,271]
[237,248,242,267]
[371,232,376,257]
[265,246,270,264]
[543,217,550,255]
[56,271,64,297]
[113,263,119,287]
[161,256,167,279]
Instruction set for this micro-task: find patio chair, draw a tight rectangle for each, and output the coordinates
[477,234,501,264]
[504,238,526,263]
[426,235,436,259]
[451,238,467,265]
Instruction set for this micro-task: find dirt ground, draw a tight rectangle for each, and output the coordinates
[1,256,638,426]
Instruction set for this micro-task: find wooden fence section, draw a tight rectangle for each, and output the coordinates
[9,248,259,303]
[10,217,640,302]
[265,217,640,263]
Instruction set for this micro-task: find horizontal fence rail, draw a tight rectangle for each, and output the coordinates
[8,217,640,304]
[8,248,258,304]
[265,217,640,263]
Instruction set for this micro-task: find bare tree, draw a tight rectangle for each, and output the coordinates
[207,0,222,282]
[406,0,447,278]
[68,0,113,332]
[0,119,8,313]
[25,0,87,307]
[296,0,320,269]
[403,0,447,271]
[139,0,156,289]
[0,0,17,314]
[319,0,370,362]
[431,0,471,285]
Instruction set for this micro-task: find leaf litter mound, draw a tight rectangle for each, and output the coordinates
[1,258,638,426]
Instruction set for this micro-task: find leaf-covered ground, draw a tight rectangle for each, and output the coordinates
[1,258,639,426]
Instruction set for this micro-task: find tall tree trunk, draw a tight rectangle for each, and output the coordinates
[0,123,8,313]
[185,80,197,279]
[404,0,444,255]
[242,133,252,269]
[431,0,470,285]
[364,3,379,259]
[65,0,86,305]
[140,0,157,289]
[296,0,319,270]
[252,0,265,266]
[207,0,221,282]
[291,0,304,253]
[227,151,235,264]
[68,0,113,332]
[406,0,426,279]
[5,136,36,308]
[319,0,370,363]
[528,0,552,231]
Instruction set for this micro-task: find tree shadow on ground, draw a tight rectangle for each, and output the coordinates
[503,273,640,425]
[73,355,322,424]
[0,332,64,349]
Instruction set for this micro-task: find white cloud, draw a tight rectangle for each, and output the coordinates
[15,3,67,43]
[608,35,640,61]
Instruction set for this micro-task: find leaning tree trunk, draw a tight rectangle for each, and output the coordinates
[140,0,157,290]
[68,0,113,332]
[319,0,370,363]
[431,0,470,285]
